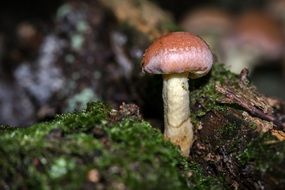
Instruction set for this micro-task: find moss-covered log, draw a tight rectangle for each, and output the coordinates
[189,65,285,189]
[0,102,222,189]
[1,0,285,189]
[1,65,285,189]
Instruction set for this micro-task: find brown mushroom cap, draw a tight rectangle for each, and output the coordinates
[230,11,284,59]
[180,7,232,35]
[267,0,285,21]
[142,32,213,78]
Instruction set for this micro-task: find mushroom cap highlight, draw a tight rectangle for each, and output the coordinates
[142,32,213,78]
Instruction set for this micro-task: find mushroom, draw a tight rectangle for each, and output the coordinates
[141,32,213,156]
[267,0,285,27]
[180,7,233,61]
[266,0,285,79]
[222,11,284,74]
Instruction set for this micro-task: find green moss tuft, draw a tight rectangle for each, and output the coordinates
[187,162,227,190]
[0,101,225,189]
[237,133,285,173]
[190,64,237,123]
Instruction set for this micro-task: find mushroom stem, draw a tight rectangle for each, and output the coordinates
[224,48,257,74]
[163,73,193,156]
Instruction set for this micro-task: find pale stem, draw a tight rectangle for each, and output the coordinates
[224,48,257,74]
[162,73,193,156]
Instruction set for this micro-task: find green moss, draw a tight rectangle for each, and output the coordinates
[102,120,188,189]
[237,133,285,173]
[0,101,225,189]
[187,162,227,190]
[190,64,237,124]
[217,123,239,140]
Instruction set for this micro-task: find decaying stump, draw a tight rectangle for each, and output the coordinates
[189,66,285,189]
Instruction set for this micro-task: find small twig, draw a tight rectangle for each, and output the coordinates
[215,83,285,130]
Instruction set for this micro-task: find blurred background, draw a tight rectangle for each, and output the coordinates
[0,0,284,126]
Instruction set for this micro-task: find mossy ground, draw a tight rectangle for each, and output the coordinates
[189,63,237,119]
[0,102,222,189]
[1,64,285,189]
